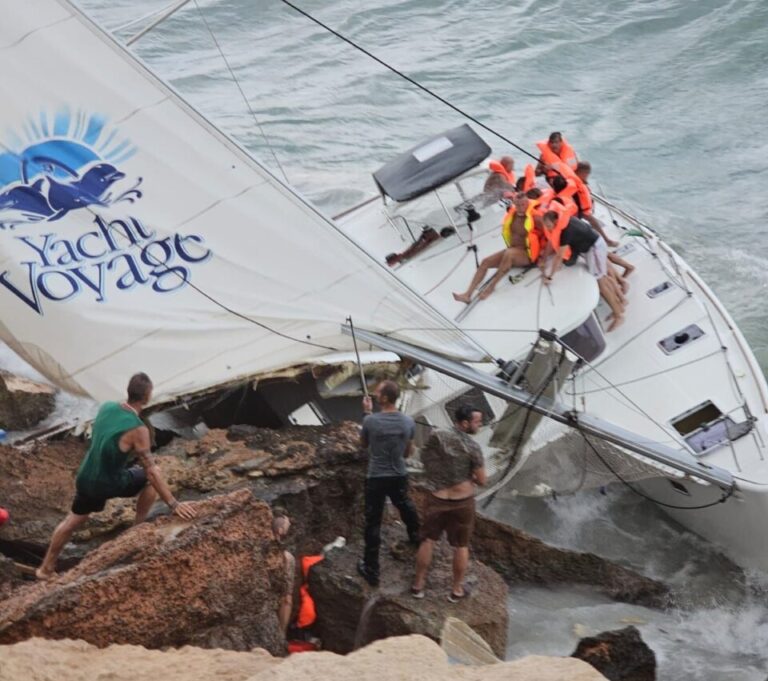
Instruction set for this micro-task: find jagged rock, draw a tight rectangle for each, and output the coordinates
[0,371,56,431]
[0,635,610,681]
[572,625,656,681]
[1,422,669,618]
[0,490,287,655]
[0,438,83,546]
[0,554,23,600]
[306,522,509,658]
[471,514,670,608]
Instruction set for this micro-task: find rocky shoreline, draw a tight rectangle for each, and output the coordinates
[0,420,666,679]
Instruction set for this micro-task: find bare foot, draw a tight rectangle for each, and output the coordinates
[453,292,471,304]
[607,239,620,248]
[35,567,55,581]
[607,315,625,332]
[478,286,495,300]
[623,264,635,277]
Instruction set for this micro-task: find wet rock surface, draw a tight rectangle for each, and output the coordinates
[0,490,287,655]
[470,514,670,607]
[308,522,509,658]
[572,625,656,681]
[0,371,56,431]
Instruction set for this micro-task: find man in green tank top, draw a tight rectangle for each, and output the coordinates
[36,373,196,580]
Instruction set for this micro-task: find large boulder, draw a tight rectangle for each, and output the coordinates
[0,490,287,654]
[307,522,509,658]
[0,438,83,546]
[572,625,656,681]
[0,371,56,431]
[0,635,610,681]
[471,514,670,607]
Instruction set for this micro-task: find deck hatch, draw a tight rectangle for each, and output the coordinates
[671,400,752,455]
[647,281,673,298]
[658,324,705,354]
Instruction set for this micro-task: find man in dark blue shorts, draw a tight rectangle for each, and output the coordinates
[36,372,196,580]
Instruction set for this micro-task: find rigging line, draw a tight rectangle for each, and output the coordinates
[479,345,566,507]
[192,0,290,185]
[111,2,171,33]
[577,430,734,510]
[276,0,540,165]
[579,293,692,375]
[556,335,682,444]
[565,349,722,396]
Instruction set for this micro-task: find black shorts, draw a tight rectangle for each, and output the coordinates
[71,466,148,515]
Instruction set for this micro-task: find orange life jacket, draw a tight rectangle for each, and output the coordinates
[487,159,516,185]
[544,202,573,260]
[502,202,541,262]
[573,176,593,215]
[522,163,537,192]
[531,187,555,217]
[296,555,324,629]
[536,138,578,177]
[554,181,579,219]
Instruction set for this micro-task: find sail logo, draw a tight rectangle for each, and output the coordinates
[0,109,212,315]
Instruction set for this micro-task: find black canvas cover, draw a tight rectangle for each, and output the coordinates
[373,124,491,202]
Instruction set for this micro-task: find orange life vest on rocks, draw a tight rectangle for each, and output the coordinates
[536,138,579,177]
[488,159,516,185]
[296,555,324,629]
[502,202,541,262]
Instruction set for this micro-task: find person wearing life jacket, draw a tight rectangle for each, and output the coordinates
[535,132,578,182]
[573,161,620,248]
[453,193,542,303]
[0,506,9,528]
[540,211,626,332]
[483,156,516,197]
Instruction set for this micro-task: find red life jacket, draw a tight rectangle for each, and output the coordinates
[295,555,324,629]
[488,159,516,185]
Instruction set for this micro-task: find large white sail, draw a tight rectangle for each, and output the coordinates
[0,0,483,404]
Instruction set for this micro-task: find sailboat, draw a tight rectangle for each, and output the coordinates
[1,0,766,572]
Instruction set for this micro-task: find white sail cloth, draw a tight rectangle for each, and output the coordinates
[0,0,483,404]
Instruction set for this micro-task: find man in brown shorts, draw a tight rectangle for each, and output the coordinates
[411,405,486,602]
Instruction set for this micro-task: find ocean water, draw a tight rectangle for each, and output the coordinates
[4,0,768,677]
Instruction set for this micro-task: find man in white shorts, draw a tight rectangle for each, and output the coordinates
[541,212,625,331]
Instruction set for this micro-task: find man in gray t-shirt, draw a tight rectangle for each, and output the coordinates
[357,380,420,587]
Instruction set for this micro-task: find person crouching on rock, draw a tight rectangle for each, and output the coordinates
[35,372,196,580]
[357,380,421,587]
[411,404,486,602]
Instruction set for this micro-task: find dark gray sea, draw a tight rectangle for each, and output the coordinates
[4,1,768,677]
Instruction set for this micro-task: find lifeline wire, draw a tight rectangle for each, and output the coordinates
[576,429,735,510]
[192,0,291,185]
[277,0,541,165]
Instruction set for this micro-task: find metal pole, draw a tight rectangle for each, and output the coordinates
[347,316,369,397]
